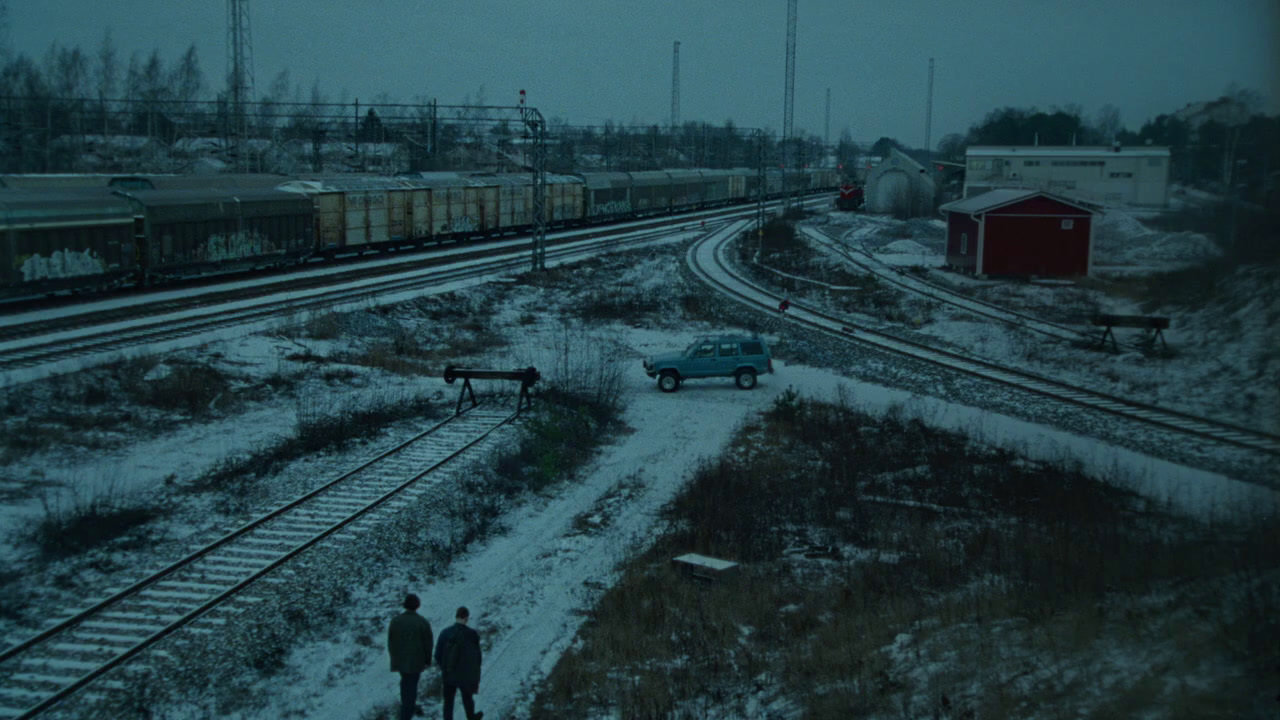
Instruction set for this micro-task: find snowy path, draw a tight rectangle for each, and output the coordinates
[252,370,783,719]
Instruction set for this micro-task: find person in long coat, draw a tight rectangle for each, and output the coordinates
[388,593,433,720]
[434,606,483,720]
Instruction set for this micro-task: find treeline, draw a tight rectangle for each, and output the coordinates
[0,35,851,176]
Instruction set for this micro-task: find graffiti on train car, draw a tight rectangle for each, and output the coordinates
[444,216,478,234]
[202,231,279,262]
[20,249,107,281]
[590,200,632,217]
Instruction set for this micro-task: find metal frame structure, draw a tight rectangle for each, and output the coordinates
[226,0,255,171]
[519,90,546,270]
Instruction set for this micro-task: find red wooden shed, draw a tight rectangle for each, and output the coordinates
[939,189,1095,277]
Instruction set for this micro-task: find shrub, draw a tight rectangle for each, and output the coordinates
[30,484,165,559]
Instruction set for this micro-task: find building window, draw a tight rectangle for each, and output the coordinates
[1061,219,1074,230]
[967,159,990,171]
[1109,172,1133,178]
[1023,160,1040,166]
[960,232,968,254]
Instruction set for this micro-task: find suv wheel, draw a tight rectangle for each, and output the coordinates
[734,368,757,390]
[658,371,681,392]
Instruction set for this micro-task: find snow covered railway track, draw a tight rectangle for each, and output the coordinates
[691,224,1280,456]
[0,221,726,378]
[0,406,516,719]
[801,225,1123,348]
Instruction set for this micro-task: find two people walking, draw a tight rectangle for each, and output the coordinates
[388,595,483,720]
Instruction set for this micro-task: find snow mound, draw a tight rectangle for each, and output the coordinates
[878,239,932,255]
[1097,211,1152,240]
[1133,231,1221,262]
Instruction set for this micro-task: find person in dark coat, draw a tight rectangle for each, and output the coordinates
[434,606,483,720]
[388,593,433,720]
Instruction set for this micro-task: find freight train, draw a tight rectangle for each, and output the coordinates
[0,167,838,300]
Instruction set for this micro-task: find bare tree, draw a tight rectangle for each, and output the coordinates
[1094,104,1123,144]
[44,43,89,98]
[123,51,141,103]
[95,29,117,100]
[170,43,202,104]
[139,49,166,104]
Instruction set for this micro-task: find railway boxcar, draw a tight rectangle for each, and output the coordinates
[0,189,137,297]
[417,173,489,238]
[280,176,428,253]
[726,170,748,202]
[666,169,704,209]
[543,173,585,224]
[578,172,633,220]
[122,188,314,280]
[628,171,674,213]
[698,169,735,206]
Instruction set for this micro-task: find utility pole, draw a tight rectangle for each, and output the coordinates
[671,41,680,130]
[924,58,934,170]
[519,90,546,271]
[824,87,831,162]
[783,0,797,184]
[226,0,255,172]
[756,129,766,255]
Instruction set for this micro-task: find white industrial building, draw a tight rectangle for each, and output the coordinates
[963,145,1170,207]
[866,147,935,214]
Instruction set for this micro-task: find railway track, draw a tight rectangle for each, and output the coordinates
[0,220,716,376]
[690,222,1280,456]
[0,198,831,379]
[798,223,1148,350]
[0,405,517,719]
[0,204,762,346]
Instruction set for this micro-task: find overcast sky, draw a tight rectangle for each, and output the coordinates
[9,0,1279,147]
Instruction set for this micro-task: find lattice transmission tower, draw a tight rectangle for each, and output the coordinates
[671,41,680,129]
[226,0,256,169]
[782,0,797,155]
[783,0,797,205]
[0,1,10,60]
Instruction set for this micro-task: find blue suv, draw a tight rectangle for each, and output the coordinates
[643,334,773,392]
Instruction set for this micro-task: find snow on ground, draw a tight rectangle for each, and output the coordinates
[873,238,946,268]
[1,209,1275,717]
[815,208,1279,435]
[168,355,1276,720]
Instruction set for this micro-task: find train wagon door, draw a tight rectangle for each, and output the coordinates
[430,188,450,239]
[462,187,482,236]
[519,184,534,227]
[497,183,515,230]
[410,189,431,242]
[387,190,408,243]
[480,186,498,233]
[366,191,389,246]
[543,182,556,223]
